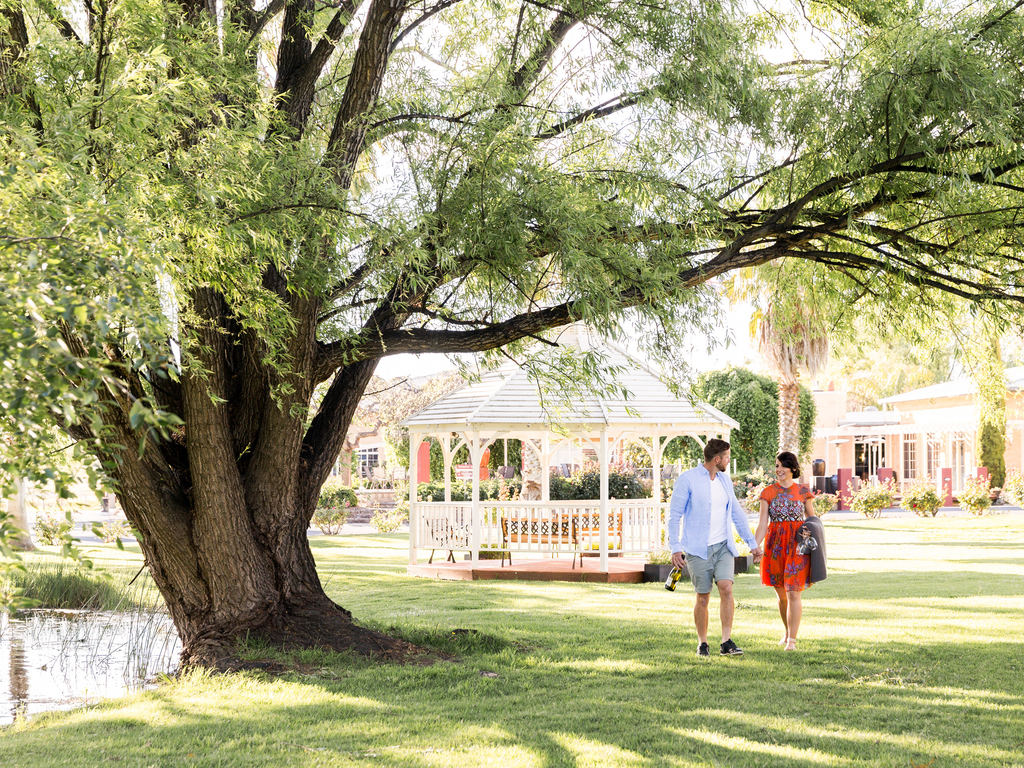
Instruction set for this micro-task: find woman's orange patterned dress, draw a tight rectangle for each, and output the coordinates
[759,482,812,592]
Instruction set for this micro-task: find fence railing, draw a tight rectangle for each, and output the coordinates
[413,500,666,558]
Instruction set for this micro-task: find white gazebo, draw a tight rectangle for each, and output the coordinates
[402,342,738,573]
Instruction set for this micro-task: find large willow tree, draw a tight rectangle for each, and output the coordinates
[3,0,1024,664]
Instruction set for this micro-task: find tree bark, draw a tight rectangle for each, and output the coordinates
[778,381,800,456]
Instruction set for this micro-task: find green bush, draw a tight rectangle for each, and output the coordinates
[33,514,72,545]
[548,468,646,500]
[958,476,992,516]
[370,508,405,533]
[900,480,941,517]
[417,479,522,501]
[318,479,358,510]
[849,480,896,518]
[1003,469,1024,507]
[312,506,349,535]
[812,493,837,517]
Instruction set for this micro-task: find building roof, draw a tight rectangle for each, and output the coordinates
[880,366,1024,405]
[401,345,739,433]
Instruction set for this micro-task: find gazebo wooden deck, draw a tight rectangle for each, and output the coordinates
[408,556,648,583]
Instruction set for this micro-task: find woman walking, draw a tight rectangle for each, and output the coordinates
[755,451,817,650]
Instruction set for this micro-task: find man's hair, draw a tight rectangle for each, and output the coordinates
[703,438,731,462]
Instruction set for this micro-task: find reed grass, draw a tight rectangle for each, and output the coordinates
[4,562,161,612]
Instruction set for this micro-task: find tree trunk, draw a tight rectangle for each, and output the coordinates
[5,478,34,551]
[117,486,416,667]
[777,381,800,455]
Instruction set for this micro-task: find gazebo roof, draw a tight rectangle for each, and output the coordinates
[402,346,739,433]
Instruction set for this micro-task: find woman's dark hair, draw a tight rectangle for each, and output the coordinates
[777,451,801,478]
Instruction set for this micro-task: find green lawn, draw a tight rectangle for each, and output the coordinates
[2,513,1023,768]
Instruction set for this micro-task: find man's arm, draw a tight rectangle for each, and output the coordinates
[668,473,689,566]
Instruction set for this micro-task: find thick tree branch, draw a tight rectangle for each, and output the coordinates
[325,0,405,187]
[277,0,363,133]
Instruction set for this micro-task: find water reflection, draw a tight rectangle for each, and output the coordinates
[0,609,181,725]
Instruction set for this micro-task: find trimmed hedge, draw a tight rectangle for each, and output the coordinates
[417,470,645,501]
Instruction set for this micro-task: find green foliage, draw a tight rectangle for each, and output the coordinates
[812,493,838,517]
[488,439,521,474]
[901,480,942,517]
[849,480,897,518]
[95,520,132,544]
[548,468,646,501]
[369,508,405,534]
[317,479,358,511]
[416,479,521,502]
[1002,469,1024,507]
[970,315,1007,488]
[311,506,350,536]
[958,476,992,517]
[2,563,153,611]
[694,368,815,470]
[33,513,72,546]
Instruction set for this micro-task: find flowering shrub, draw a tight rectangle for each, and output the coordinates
[812,493,837,517]
[96,520,131,543]
[33,514,72,545]
[370,508,406,533]
[848,480,896,518]
[1002,470,1024,507]
[737,468,773,514]
[900,480,942,517]
[958,475,992,516]
[312,504,350,535]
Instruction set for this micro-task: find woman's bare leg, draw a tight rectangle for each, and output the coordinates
[784,589,802,649]
[774,586,789,643]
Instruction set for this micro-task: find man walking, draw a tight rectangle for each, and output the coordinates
[669,438,762,657]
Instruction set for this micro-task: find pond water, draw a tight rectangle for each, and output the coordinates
[0,609,181,725]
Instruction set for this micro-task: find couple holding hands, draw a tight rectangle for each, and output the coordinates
[668,438,825,657]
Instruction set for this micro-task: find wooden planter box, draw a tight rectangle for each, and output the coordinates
[734,554,753,574]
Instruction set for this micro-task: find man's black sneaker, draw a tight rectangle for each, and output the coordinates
[720,639,744,656]
[696,642,710,657]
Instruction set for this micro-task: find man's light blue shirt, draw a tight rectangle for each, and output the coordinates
[668,465,757,558]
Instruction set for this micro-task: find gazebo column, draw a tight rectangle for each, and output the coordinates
[599,427,610,572]
[408,429,420,565]
[541,434,551,502]
[652,433,665,549]
[469,432,482,563]
[441,434,453,502]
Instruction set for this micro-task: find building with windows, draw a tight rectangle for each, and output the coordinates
[811,368,1024,493]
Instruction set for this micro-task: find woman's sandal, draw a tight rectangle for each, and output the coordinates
[778,636,790,646]
[784,639,798,651]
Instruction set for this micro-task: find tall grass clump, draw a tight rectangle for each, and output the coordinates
[3,563,162,612]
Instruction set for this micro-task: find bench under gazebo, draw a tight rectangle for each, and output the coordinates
[402,341,738,579]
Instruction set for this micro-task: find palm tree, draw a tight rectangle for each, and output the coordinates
[728,264,829,456]
[756,301,829,454]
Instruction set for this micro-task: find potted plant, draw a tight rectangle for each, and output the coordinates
[848,479,897,518]
[900,479,942,517]
[958,475,993,516]
[644,548,684,583]
[733,535,753,573]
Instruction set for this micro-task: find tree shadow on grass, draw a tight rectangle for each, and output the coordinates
[2,633,1021,768]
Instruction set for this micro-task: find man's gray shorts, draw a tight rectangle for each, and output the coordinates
[685,542,735,594]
